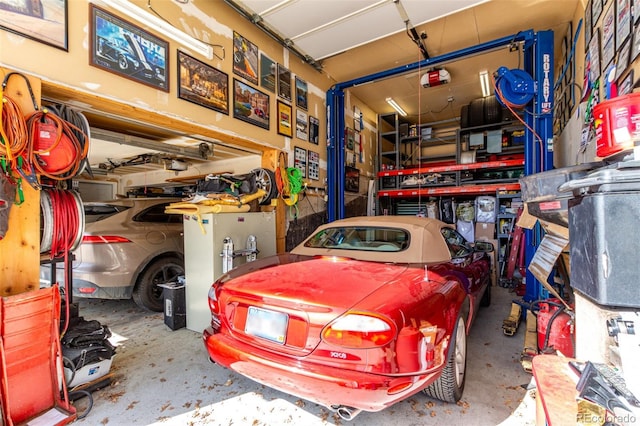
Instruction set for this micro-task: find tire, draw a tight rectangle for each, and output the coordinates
[252,168,277,205]
[133,256,184,312]
[484,95,502,124]
[468,98,485,128]
[480,284,491,307]
[459,105,469,129]
[423,315,467,403]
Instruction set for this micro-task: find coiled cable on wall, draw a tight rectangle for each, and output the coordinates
[40,189,85,336]
[26,108,89,181]
[46,104,92,176]
[0,91,29,164]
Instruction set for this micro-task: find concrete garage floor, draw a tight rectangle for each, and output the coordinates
[70,286,537,425]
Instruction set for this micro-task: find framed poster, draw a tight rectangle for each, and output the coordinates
[232,31,258,85]
[277,101,293,137]
[616,0,632,49]
[90,5,169,92]
[0,0,68,50]
[233,79,269,130]
[602,2,617,66]
[632,22,640,60]
[589,28,602,82]
[295,76,308,110]
[345,166,359,192]
[296,109,308,140]
[178,51,228,114]
[259,53,276,92]
[346,127,355,150]
[616,37,631,78]
[278,64,292,101]
[618,69,635,94]
[294,146,307,178]
[593,0,604,23]
[309,116,320,144]
[354,106,362,130]
[307,150,319,180]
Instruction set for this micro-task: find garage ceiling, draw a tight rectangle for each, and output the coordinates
[231,0,489,61]
[232,0,580,124]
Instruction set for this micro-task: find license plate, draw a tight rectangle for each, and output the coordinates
[245,306,288,344]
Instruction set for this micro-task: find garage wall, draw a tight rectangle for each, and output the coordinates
[0,0,383,199]
[556,0,640,167]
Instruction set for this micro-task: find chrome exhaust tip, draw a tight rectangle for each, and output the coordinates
[333,405,363,421]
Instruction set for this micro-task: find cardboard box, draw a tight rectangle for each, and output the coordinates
[475,222,495,240]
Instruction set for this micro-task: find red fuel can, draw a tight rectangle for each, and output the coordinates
[536,299,574,357]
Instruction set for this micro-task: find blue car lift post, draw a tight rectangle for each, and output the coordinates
[326,29,554,303]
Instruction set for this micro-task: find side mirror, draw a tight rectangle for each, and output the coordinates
[474,241,495,252]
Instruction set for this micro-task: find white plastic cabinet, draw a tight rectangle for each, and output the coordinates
[182,211,277,332]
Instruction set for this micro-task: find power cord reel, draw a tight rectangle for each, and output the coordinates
[494,66,535,109]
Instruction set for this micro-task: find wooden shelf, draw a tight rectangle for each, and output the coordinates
[378,182,521,197]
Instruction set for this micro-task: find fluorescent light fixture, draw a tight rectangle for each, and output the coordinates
[386,97,407,116]
[106,0,213,60]
[479,70,491,97]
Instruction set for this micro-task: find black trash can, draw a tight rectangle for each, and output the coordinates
[159,277,186,330]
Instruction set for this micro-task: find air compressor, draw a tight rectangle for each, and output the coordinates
[532,298,575,357]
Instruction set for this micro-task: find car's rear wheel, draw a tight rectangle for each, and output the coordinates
[133,256,184,312]
[423,314,467,402]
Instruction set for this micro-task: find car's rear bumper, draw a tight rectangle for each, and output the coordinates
[203,326,439,412]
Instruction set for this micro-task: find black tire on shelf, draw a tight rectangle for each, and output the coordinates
[459,105,469,129]
[252,168,277,205]
[468,98,485,128]
[422,314,467,403]
[133,256,184,312]
[484,95,502,125]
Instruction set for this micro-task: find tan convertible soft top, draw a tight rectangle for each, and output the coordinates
[290,216,453,264]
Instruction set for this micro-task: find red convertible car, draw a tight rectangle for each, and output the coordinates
[203,216,492,420]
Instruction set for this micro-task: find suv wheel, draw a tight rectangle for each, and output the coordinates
[133,256,184,312]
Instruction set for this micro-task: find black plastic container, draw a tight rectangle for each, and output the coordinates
[160,281,186,330]
[519,163,601,227]
[565,165,640,308]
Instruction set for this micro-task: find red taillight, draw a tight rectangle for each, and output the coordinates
[78,287,97,294]
[322,313,396,348]
[81,235,132,244]
[208,286,219,313]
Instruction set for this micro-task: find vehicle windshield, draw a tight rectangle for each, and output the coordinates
[84,204,131,224]
[304,226,409,252]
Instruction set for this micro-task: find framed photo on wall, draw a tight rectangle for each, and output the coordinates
[616,0,632,50]
[295,76,308,110]
[90,5,169,92]
[307,150,319,180]
[278,64,292,101]
[345,166,360,192]
[618,69,634,94]
[616,37,631,78]
[260,53,276,92]
[294,146,307,178]
[589,28,602,82]
[0,0,68,50]
[593,0,604,23]
[178,51,228,114]
[233,79,269,130]
[296,109,308,140]
[309,116,320,144]
[632,22,640,60]
[277,101,293,137]
[602,2,617,66]
[586,0,593,49]
[232,31,258,85]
